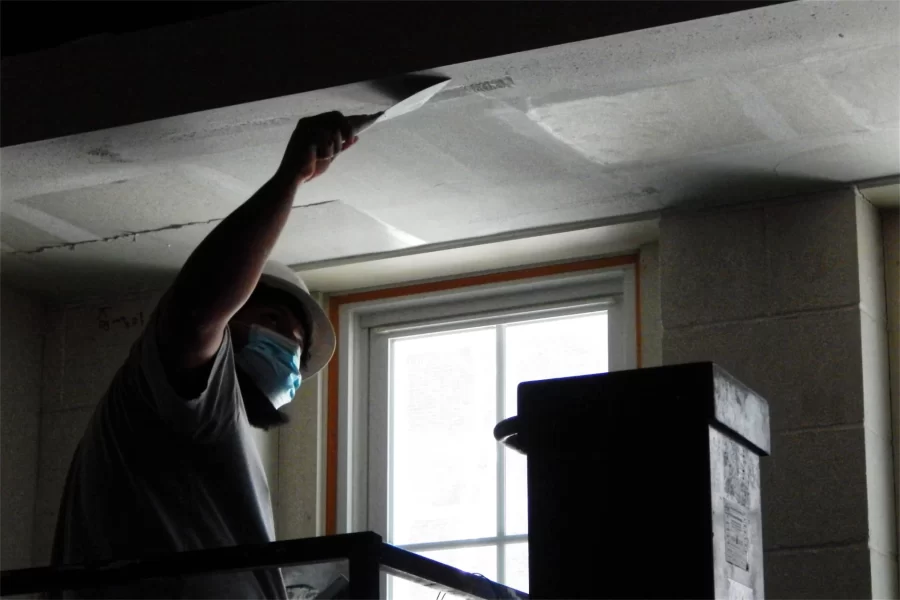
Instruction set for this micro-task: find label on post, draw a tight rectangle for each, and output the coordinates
[728,578,754,600]
[724,440,750,507]
[724,500,750,571]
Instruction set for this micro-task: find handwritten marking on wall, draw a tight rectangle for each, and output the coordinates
[98,308,144,332]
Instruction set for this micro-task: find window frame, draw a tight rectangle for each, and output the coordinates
[368,304,612,587]
[325,256,640,536]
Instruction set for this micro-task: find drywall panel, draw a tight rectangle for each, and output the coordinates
[772,129,900,183]
[0,233,182,299]
[813,44,900,131]
[743,63,869,137]
[1,200,424,299]
[528,78,769,167]
[0,213,67,253]
[20,167,249,244]
[246,201,424,265]
[2,1,898,302]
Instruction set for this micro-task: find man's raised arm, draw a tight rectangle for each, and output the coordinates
[155,111,355,390]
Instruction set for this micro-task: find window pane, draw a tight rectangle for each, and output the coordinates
[387,575,438,600]
[504,312,609,416]
[504,448,529,536]
[390,328,498,545]
[504,542,529,593]
[423,545,498,580]
[390,545,497,600]
[504,312,608,534]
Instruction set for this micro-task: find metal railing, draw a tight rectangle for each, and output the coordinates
[0,532,526,599]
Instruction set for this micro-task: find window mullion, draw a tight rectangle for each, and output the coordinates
[400,533,527,554]
[496,324,507,585]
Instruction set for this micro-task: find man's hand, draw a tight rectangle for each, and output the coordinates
[278,111,358,185]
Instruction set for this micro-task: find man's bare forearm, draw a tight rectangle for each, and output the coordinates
[157,112,355,371]
[167,170,302,329]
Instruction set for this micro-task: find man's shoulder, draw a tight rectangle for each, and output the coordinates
[127,310,240,439]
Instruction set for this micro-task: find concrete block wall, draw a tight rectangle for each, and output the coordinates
[31,292,162,566]
[1,276,329,573]
[276,290,327,541]
[1,286,47,569]
[275,369,322,540]
[660,188,898,598]
[28,291,286,566]
[640,242,663,368]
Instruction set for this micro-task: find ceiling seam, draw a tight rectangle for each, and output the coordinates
[7,200,340,256]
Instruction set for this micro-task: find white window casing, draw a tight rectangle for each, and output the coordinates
[332,266,637,536]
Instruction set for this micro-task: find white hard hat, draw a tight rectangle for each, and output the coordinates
[258,261,336,379]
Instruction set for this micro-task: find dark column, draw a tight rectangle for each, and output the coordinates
[498,362,770,599]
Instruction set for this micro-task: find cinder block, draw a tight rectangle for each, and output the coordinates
[860,311,893,442]
[40,308,66,412]
[32,462,73,568]
[663,309,863,432]
[764,190,860,315]
[639,243,662,368]
[62,294,158,346]
[31,506,58,567]
[59,341,131,411]
[50,293,160,411]
[0,407,39,569]
[864,431,898,556]
[33,465,67,543]
[276,375,320,540]
[854,195,887,323]
[660,206,767,328]
[249,425,280,502]
[0,288,46,414]
[31,412,91,569]
[37,408,94,479]
[764,544,870,599]
[761,428,868,549]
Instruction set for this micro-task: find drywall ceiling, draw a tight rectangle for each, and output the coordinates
[1,0,898,299]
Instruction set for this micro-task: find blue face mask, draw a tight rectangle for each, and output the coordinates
[235,325,302,410]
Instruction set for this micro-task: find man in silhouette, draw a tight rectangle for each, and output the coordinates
[52,112,356,599]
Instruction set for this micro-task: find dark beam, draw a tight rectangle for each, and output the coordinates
[1,2,783,147]
[0,533,382,596]
[380,543,527,599]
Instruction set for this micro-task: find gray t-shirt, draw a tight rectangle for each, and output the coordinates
[51,313,287,599]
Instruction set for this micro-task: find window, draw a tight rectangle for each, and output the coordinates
[331,261,637,596]
[378,310,608,597]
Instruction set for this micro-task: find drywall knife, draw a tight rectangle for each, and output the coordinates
[347,77,451,135]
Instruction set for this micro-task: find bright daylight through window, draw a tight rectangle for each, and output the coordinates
[385,311,609,597]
